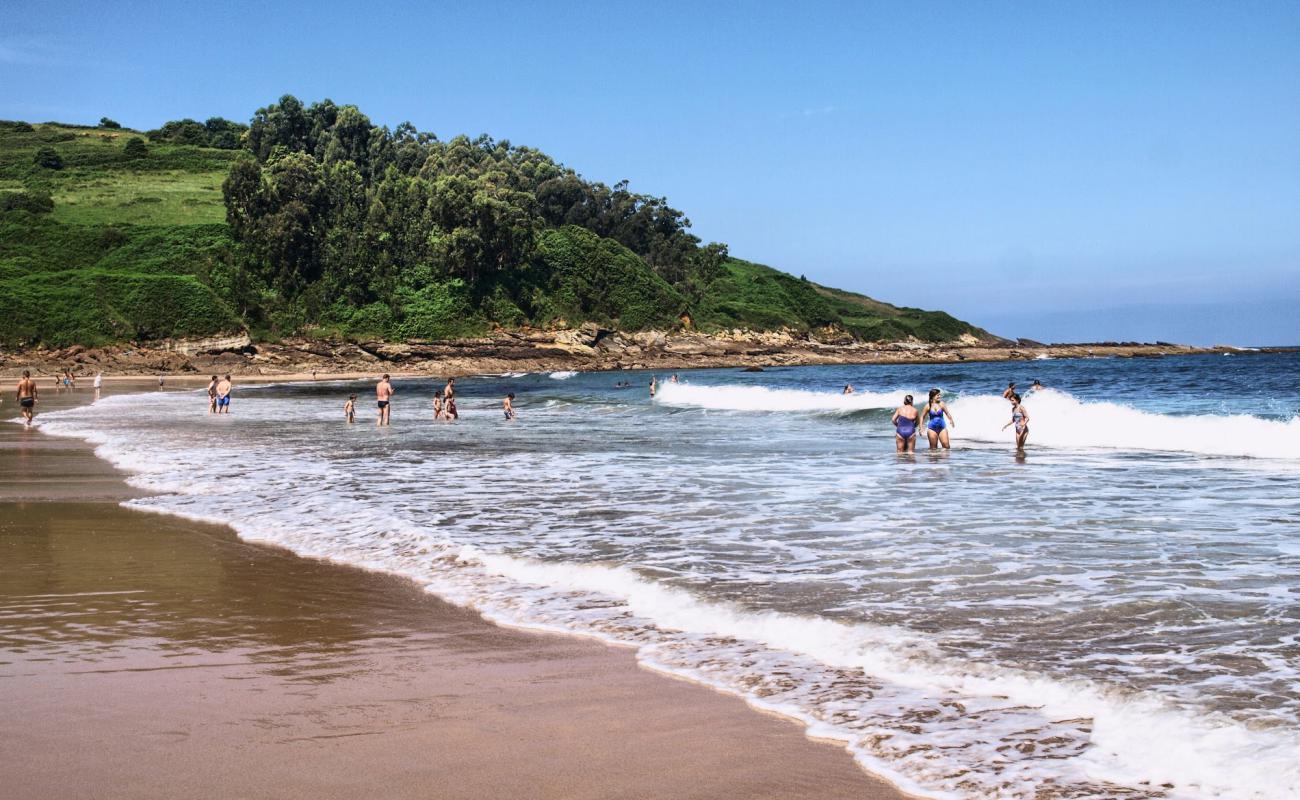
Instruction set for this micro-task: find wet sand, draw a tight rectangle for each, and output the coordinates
[0,383,906,799]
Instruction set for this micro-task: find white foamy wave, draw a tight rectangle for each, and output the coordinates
[948,389,1300,459]
[655,382,904,413]
[548,370,578,380]
[458,552,1300,800]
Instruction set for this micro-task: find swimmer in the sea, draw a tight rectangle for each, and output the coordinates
[344,394,356,424]
[1003,381,1016,400]
[432,391,444,420]
[1002,392,1029,451]
[649,376,657,397]
[891,394,919,453]
[1030,379,1043,393]
[843,384,855,395]
[503,392,516,421]
[376,374,394,426]
[924,388,955,450]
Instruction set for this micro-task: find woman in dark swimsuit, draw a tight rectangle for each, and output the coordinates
[891,394,919,453]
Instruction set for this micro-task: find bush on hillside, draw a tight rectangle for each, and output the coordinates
[123,137,148,159]
[99,117,122,129]
[1,190,54,214]
[34,146,63,169]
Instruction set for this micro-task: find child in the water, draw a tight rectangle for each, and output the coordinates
[344,394,356,424]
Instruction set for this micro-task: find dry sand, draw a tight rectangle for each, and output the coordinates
[0,382,906,799]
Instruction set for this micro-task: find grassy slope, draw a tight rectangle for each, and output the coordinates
[697,260,989,342]
[1,120,988,347]
[0,122,240,347]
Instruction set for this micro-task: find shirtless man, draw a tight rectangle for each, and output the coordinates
[442,377,458,420]
[216,375,233,413]
[503,393,516,421]
[377,374,394,426]
[16,370,38,426]
[207,375,219,413]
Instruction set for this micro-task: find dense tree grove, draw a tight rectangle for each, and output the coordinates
[222,95,727,334]
[149,117,248,149]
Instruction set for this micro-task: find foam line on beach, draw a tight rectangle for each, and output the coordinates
[653,382,903,412]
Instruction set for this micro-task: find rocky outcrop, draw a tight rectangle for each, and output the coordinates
[0,328,1270,379]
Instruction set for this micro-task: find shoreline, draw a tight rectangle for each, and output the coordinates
[4,327,1289,379]
[1,382,912,800]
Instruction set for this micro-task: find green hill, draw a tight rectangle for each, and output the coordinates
[0,106,990,348]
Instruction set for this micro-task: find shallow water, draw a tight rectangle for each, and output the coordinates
[34,353,1300,799]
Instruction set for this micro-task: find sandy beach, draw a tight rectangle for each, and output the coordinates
[0,381,906,800]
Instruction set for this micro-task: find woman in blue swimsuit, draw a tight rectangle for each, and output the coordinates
[1002,392,1029,451]
[924,388,955,450]
[891,394,919,452]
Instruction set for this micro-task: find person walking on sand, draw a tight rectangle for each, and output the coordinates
[503,392,516,421]
[891,394,919,453]
[344,394,356,424]
[1003,392,1030,452]
[216,375,233,414]
[376,374,394,426]
[206,375,219,413]
[16,370,38,426]
[923,388,955,450]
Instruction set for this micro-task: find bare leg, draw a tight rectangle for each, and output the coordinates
[927,429,938,449]
[938,428,951,449]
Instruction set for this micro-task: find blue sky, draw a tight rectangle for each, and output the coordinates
[3,1,1297,344]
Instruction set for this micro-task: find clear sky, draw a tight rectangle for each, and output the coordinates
[3,1,1297,344]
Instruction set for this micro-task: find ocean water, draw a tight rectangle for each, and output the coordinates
[33,352,1300,799]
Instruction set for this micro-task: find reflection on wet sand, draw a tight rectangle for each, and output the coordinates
[0,382,900,800]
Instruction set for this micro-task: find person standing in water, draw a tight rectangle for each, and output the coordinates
[93,371,103,401]
[442,377,458,420]
[376,374,394,426]
[1003,392,1030,451]
[1002,381,1016,400]
[215,375,233,413]
[206,375,219,414]
[891,394,919,453]
[503,392,516,421]
[924,388,955,449]
[344,394,356,424]
[1030,379,1043,393]
[16,370,38,426]
[649,376,657,397]
[432,391,444,420]
[843,384,855,395]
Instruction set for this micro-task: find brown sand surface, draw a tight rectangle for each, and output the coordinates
[0,386,906,799]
